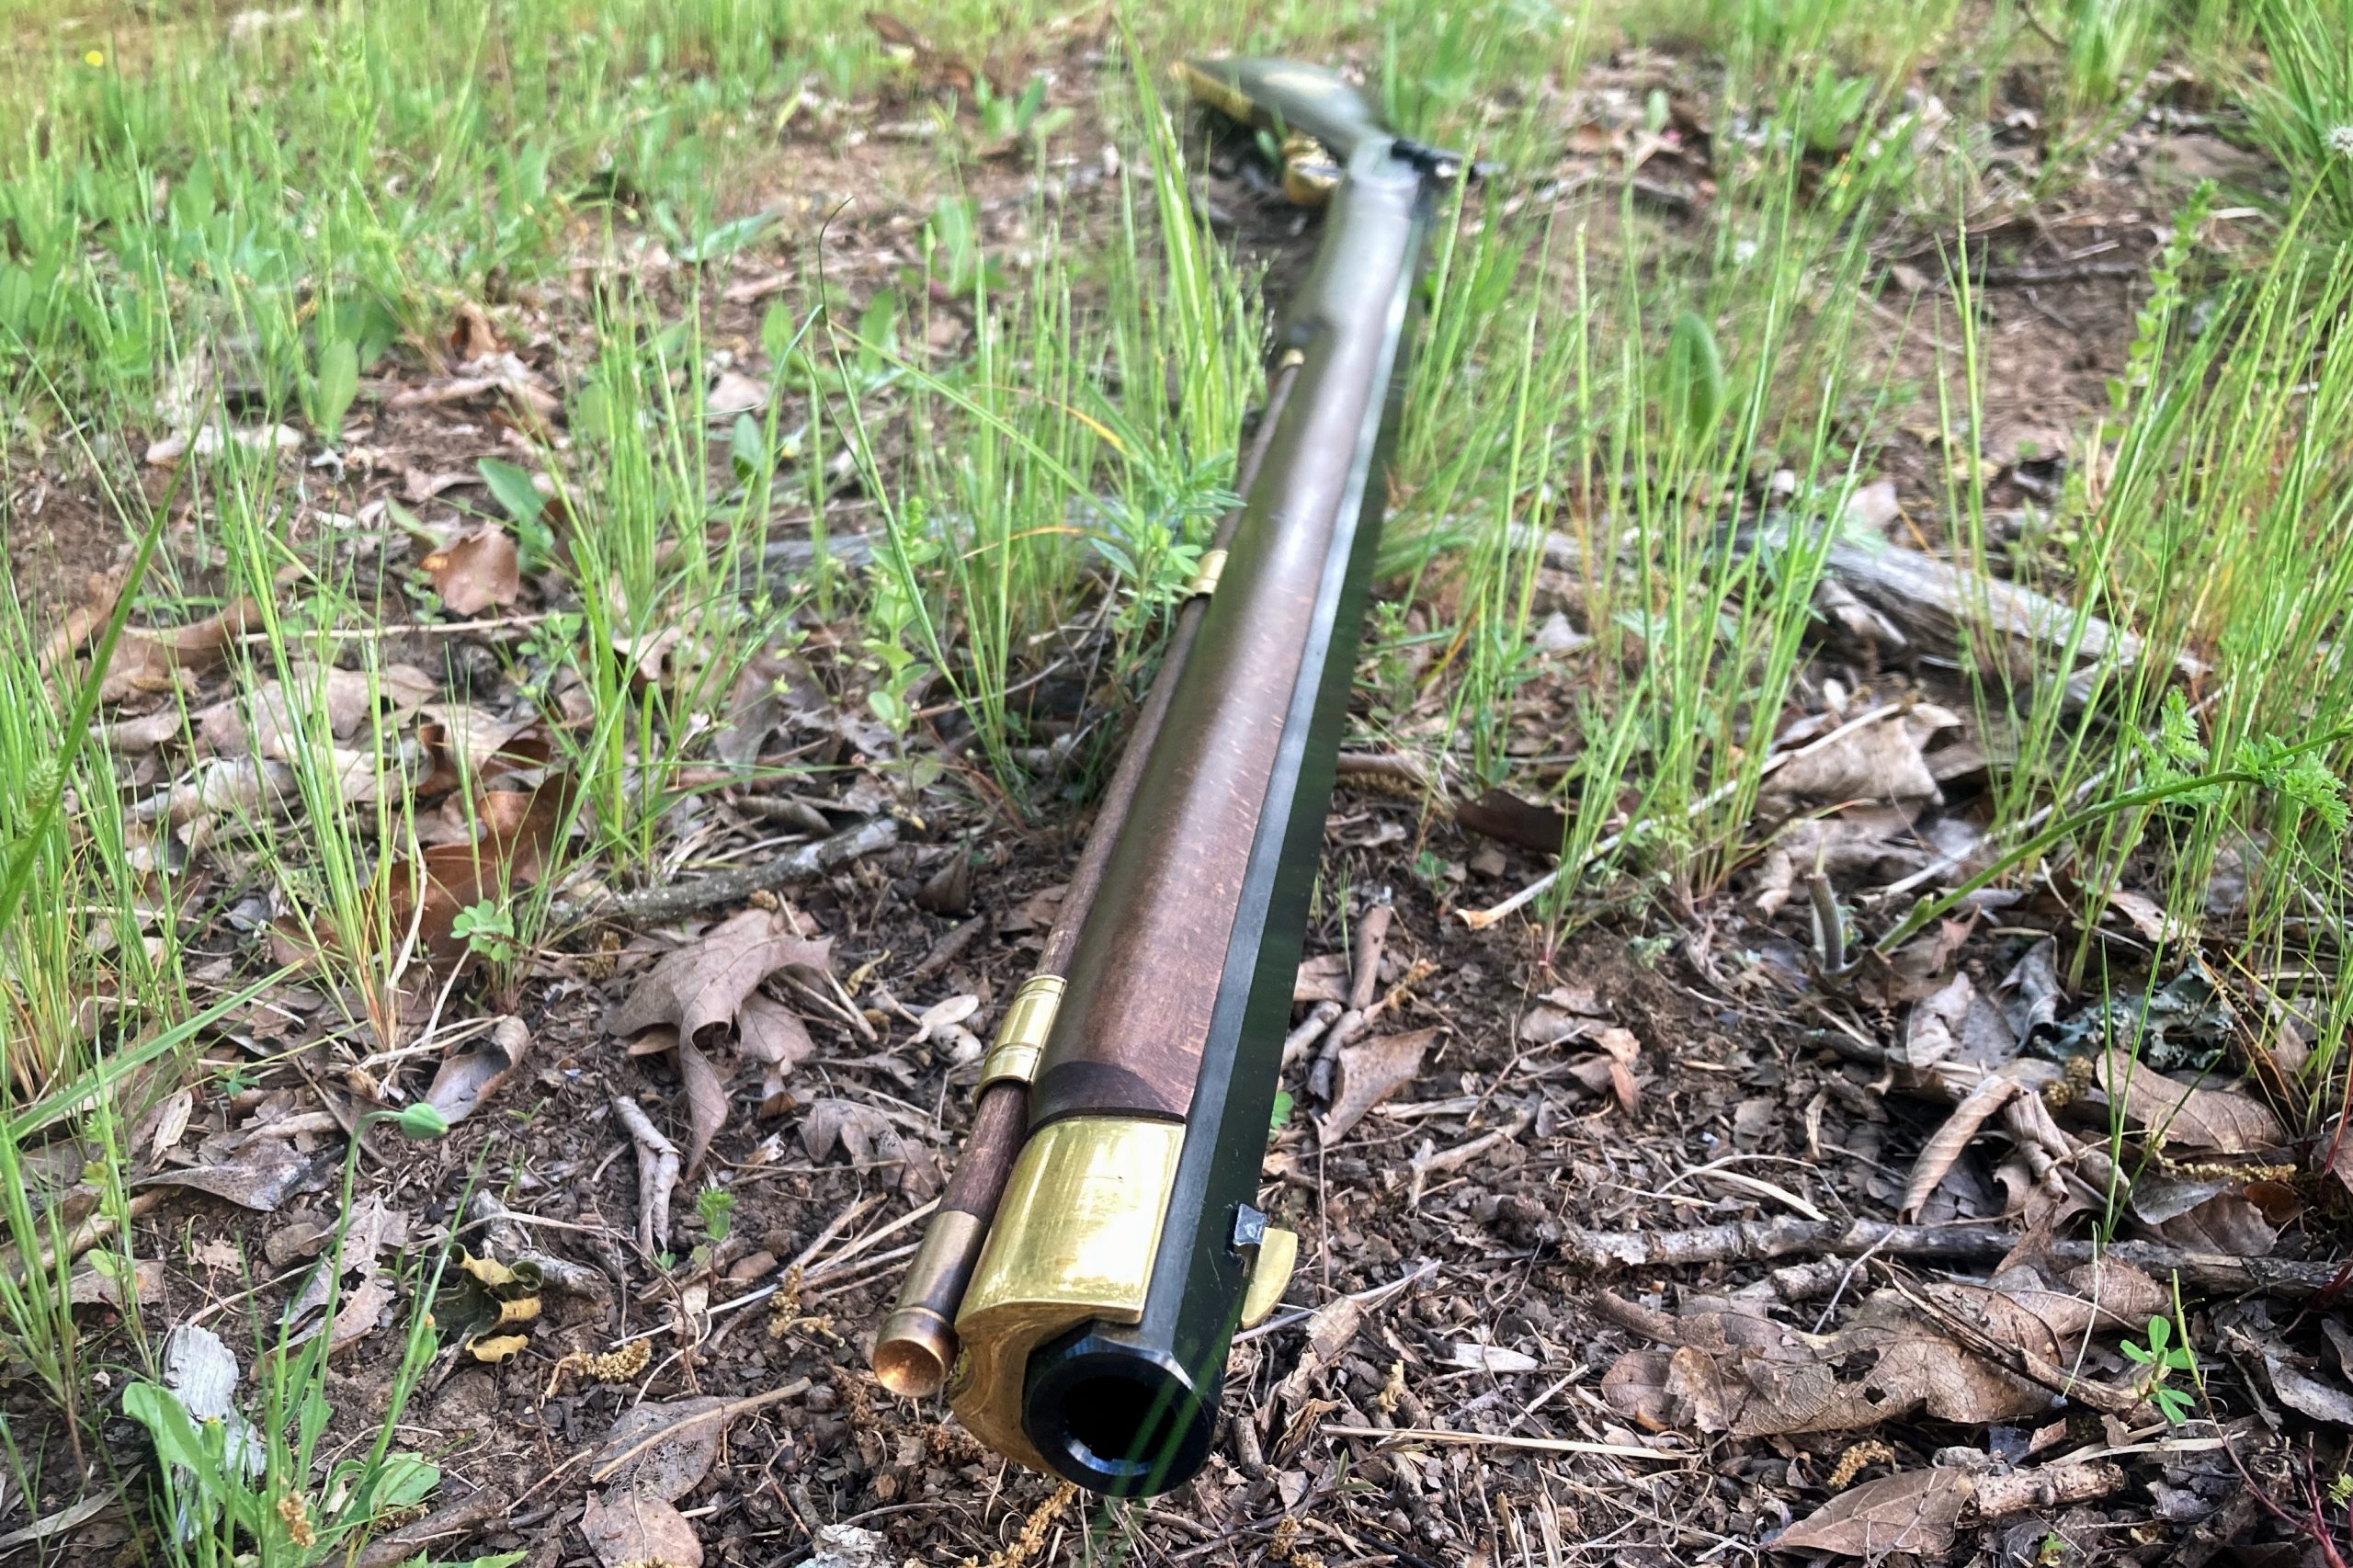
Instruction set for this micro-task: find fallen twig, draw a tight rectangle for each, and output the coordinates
[611,1096,680,1256]
[1539,1214,2347,1298]
[556,815,897,927]
[1407,1112,1530,1204]
[1310,897,1393,1100]
[1322,1425,1687,1461]
[353,1486,508,1568]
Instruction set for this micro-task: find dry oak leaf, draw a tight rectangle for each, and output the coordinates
[198,665,434,760]
[421,525,521,616]
[2091,1050,2288,1154]
[1321,1028,1436,1143]
[736,992,814,1119]
[1775,1465,1972,1558]
[798,1098,938,1199]
[1597,1270,2155,1437]
[580,1489,701,1568]
[98,597,261,704]
[426,1016,532,1126]
[611,908,833,1049]
[380,772,573,971]
[1293,953,1352,1005]
[676,1038,729,1178]
[595,1395,728,1501]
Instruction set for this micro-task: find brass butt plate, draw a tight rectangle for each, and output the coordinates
[949,1117,1184,1472]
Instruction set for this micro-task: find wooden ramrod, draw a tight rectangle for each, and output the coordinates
[871,58,1459,1497]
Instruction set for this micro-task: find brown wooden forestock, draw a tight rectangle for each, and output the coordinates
[1029,275,1406,1129]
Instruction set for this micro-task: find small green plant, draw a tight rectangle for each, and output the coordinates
[967,74,1073,154]
[449,902,517,966]
[696,1185,736,1244]
[2120,1312,2199,1424]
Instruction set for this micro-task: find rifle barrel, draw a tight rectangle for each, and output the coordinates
[872,60,1451,1498]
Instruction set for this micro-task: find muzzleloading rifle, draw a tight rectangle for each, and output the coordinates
[871,58,1460,1497]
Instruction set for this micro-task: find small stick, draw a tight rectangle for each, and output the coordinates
[352,1487,508,1568]
[1280,1000,1342,1070]
[556,816,897,927]
[1971,1460,2125,1520]
[1408,1112,1529,1205]
[1542,1215,2348,1299]
[611,1096,680,1256]
[1322,1425,1685,1461]
[908,912,989,983]
[1309,897,1393,1101]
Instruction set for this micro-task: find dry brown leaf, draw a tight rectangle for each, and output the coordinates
[676,1039,728,1178]
[421,525,521,616]
[595,1395,727,1501]
[2106,887,2193,945]
[738,993,814,1118]
[41,572,124,676]
[1455,789,1567,853]
[611,908,833,1048]
[1901,1071,2025,1218]
[580,1490,701,1568]
[380,773,573,971]
[1776,1467,1971,1558]
[2148,1191,2279,1256]
[1293,953,1352,1005]
[2093,1051,2288,1154]
[2259,1344,2353,1426]
[1601,1264,2157,1438]
[287,1194,407,1331]
[426,1017,532,1125]
[140,1087,195,1163]
[1762,705,1959,805]
[69,1256,164,1309]
[706,370,768,415]
[98,598,261,703]
[1593,1025,1642,1115]
[799,1098,897,1165]
[414,710,550,798]
[1275,1295,1365,1407]
[1321,1028,1435,1143]
[135,1148,313,1210]
[449,300,502,360]
[387,353,560,418]
[199,665,434,759]
[997,881,1065,936]
[797,1098,935,1199]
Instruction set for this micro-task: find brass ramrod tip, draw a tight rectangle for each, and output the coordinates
[871,1308,955,1398]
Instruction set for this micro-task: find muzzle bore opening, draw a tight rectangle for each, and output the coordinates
[1024,1330,1213,1494]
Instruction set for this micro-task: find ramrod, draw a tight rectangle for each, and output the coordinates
[872,58,1459,1497]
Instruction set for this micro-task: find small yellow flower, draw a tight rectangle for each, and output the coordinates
[84,50,105,68]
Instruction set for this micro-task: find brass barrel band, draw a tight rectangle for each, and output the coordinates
[977,973,1065,1091]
